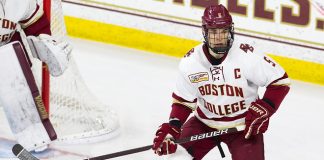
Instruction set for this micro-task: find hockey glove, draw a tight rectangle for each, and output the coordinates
[27,34,72,77]
[244,99,275,139]
[152,123,181,156]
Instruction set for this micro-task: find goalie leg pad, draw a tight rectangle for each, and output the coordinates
[0,42,51,151]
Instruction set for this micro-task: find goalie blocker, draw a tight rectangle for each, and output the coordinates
[0,41,56,151]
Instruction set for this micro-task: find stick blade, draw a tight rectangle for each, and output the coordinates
[43,118,57,140]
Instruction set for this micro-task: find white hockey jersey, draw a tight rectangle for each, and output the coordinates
[173,40,289,130]
[0,0,40,46]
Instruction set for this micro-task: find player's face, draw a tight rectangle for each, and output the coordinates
[207,28,229,48]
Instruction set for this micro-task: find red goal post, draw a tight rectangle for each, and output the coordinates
[42,0,51,113]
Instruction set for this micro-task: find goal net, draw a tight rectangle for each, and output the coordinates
[31,0,120,144]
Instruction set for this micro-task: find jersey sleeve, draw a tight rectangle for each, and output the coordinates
[242,50,290,111]
[173,65,197,103]
[243,53,288,87]
[20,0,51,36]
[169,60,197,124]
[19,0,40,27]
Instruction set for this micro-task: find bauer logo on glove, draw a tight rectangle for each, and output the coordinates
[244,99,276,139]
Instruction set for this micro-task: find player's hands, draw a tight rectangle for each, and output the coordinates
[152,123,181,156]
[244,99,275,139]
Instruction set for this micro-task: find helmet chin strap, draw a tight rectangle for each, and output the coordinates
[208,47,225,59]
[206,43,228,58]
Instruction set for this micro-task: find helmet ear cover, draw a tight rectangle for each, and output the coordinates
[201,4,234,54]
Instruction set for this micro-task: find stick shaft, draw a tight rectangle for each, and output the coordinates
[88,145,152,160]
[86,126,243,160]
[12,43,57,141]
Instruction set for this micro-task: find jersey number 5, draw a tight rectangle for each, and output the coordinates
[264,56,276,67]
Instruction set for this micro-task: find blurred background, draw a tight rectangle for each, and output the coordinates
[62,0,324,85]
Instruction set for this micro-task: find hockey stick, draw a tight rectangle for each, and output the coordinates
[15,27,57,141]
[13,42,57,141]
[85,126,245,160]
[12,144,40,160]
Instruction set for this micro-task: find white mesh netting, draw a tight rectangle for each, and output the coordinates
[31,0,120,144]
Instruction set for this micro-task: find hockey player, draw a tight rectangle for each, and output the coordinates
[0,0,71,151]
[152,4,290,160]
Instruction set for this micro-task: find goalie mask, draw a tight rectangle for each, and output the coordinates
[202,4,234,55]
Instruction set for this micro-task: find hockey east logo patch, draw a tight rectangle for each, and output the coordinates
[189,72,209,83]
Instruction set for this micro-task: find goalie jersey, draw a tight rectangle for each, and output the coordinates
[0,0,49,46]
[172,40,290,130]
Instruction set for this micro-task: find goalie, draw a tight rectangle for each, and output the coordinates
[0,0,71,152]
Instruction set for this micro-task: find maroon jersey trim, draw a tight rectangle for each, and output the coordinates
[268,72,289,86]
[20,5,40,24]
[172,93,197,103]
